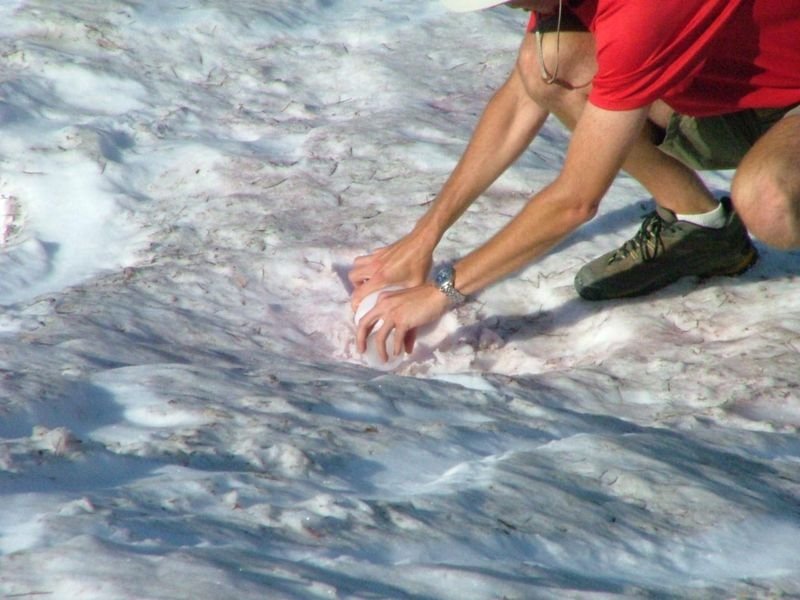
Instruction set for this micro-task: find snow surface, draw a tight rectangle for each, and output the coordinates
[1,1,800,598]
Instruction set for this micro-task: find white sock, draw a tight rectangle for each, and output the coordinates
[675,201,726,229]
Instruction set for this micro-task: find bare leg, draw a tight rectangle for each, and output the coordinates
[349,34,552,306]
[518,30,756,302]
[517,32,718,215]
[732,113,800,249]
[628,103,719,215]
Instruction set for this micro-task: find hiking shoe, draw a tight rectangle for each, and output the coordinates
[574,197,757,301]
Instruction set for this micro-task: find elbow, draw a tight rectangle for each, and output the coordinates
[562,192,601,227]
[574,200,601,225]
[550,174,604,227]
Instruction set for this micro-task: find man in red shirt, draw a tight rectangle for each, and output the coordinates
[349,0,800,362]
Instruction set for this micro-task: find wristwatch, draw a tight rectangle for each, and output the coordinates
[434,264,467,306]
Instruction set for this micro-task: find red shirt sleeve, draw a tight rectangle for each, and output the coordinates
[588,0,743,112]
[525,0,800,116]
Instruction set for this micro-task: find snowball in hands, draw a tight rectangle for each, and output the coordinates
[353,287,403,369]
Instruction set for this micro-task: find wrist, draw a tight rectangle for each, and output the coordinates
[411,215,446,251]
[433,264,468,306]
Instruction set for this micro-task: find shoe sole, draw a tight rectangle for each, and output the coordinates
[577,244,759,301]
[698,244,758,278]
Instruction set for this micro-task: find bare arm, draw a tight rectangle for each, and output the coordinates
[357,103,651,360]
[450,103,649,294]
[411,64,551,248]
[348,64,549,308]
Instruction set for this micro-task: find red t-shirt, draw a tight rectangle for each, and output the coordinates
[528,0,800,116]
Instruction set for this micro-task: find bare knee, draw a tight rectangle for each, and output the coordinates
[515,35,552,104]
[732,115,800,249]
[515,31,595,127]
[732,160,800,250]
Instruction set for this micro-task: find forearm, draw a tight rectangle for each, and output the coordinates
[452,181,592,294]
[411,68,549,249]
[450,104,650,296]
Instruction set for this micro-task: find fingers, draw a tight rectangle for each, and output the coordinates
[348,239,433,314]
[355,289,392,357]
[355,291,408,363]
[355,311,377,354]
[393,325,409,359]
[355,284,445,363]
[348,254,388,311]
[348,246,393,283]
[347,254,376,287]
[372,322,393,363]
[357,315,395,363]
[376,318,411,364]
[350,277,384,312]
[403,329,417,355]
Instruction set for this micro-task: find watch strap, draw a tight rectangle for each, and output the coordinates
[434,265,467,306]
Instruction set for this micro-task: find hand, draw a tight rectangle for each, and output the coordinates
[348,233,433,311]
[355,283,449,363]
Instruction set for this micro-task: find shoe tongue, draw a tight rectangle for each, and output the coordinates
[655,205,678,223]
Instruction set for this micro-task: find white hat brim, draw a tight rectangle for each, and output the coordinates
[440,0,508,12]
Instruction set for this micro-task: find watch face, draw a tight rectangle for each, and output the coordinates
[434,265,465,305]
[435,267,450,287]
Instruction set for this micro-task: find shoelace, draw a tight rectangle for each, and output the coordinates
[609,211,670,264]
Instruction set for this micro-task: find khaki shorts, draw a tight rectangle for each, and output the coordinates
[659,103,800,170]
